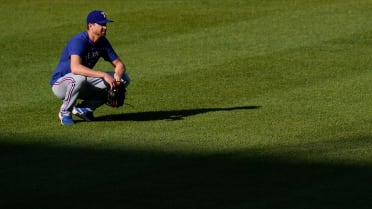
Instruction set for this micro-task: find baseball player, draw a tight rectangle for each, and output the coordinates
[50,10,130,125]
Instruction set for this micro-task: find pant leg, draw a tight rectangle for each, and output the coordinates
[52,73,86,113]
[78,77,107,110]
[78,72,131,110]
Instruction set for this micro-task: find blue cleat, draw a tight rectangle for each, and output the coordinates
[72,106,95,121]
[59,112,74,125]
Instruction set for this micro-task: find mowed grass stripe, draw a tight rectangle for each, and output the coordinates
[0,0,370,135]
[0,0,369,150]
[125,0,372,78]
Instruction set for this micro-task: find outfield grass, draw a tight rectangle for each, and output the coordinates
[2,0,372,208]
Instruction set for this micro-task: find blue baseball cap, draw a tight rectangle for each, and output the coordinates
[86,10,113,24]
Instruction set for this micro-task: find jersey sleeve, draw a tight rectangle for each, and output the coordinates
[67,37,86,57]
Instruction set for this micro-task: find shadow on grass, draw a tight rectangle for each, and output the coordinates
[96,105,261,121]
[1,137,372,209]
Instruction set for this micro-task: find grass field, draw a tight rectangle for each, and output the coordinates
[2,0,372,208]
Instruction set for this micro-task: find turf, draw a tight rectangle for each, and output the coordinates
[1,0,372,208]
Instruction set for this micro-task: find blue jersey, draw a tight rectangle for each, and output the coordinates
[50,31,119,86]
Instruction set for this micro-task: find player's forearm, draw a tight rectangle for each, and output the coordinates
[114,66,125,81]
[112,59,126,81]
[71,63,106,78]
[70,54,107,79]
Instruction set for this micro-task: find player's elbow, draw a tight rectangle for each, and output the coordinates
[70,55,82,74]
[112,59,124,69]
[70,65,80,74]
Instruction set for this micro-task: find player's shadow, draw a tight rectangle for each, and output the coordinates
[95,105,261,122]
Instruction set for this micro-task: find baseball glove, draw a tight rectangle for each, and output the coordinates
[106,81,126,107]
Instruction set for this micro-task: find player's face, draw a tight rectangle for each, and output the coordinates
[92,23,107,37]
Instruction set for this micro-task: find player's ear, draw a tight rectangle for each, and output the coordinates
[87,23,93,30]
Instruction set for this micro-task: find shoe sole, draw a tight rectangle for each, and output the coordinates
[72,109,93,121]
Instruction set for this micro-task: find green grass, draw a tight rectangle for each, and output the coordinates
[1,0,372,208]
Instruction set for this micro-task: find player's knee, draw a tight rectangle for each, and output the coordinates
[74,75,87,87]
[122,73,130,87]
[74,75,86,83]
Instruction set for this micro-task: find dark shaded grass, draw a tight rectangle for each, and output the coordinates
[1,138,372,209]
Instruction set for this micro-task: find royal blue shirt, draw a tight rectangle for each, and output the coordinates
[50,31,119,86]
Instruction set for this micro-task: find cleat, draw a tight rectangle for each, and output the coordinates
[72,106,95,121]
[59,112,74,125]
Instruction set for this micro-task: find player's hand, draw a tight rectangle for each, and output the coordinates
[103,73,115,90]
